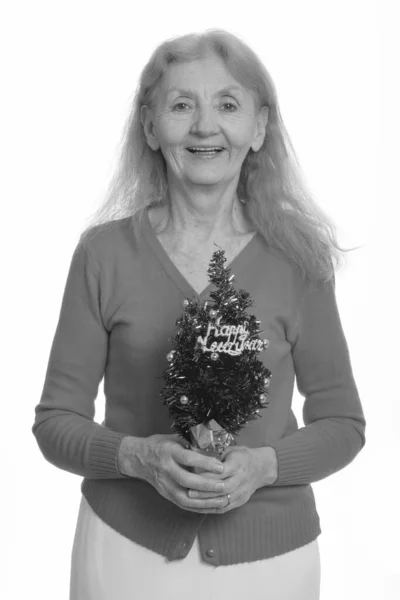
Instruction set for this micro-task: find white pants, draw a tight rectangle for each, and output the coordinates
[70,495,321,600]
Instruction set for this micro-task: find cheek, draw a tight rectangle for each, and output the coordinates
[227,133,255,154]
[156,114,189,144]
[224,116,257,149]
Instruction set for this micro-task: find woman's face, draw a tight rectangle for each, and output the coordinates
[141,54,268,189]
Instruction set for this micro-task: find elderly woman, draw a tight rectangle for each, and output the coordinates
[32,29,366,600]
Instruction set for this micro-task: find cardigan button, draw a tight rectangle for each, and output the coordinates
[206,548,216,557]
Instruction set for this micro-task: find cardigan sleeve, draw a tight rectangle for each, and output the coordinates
[32,240,129,479]
[267,274,366,486]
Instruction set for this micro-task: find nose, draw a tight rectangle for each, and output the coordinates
[190,104,219,136]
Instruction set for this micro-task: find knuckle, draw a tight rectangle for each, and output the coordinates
[206,498,219,508]
[158,452,169,469]
[179,496,189,508]
[171,467,184,487]
[179,451,190,467]
[179,474,188,488]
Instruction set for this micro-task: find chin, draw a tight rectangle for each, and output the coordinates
[183,169,231,183]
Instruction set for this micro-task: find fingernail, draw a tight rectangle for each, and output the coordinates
[188,490,197,498]
[214,465,224,473]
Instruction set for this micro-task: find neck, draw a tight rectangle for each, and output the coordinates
[156,187,251,243]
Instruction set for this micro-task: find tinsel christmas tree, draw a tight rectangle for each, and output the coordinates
[160,248,272,460]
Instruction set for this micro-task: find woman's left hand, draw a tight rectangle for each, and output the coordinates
[187,445,277,514]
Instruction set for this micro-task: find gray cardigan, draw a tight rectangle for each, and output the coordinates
[32,208,366,566]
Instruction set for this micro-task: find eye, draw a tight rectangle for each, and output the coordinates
[172,101,238,112]
[172,103,190,111]
[222,103,237,111]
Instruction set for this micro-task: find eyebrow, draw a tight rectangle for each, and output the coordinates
[166,86,244,98]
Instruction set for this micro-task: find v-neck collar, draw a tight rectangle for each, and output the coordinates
[140,205,260,301]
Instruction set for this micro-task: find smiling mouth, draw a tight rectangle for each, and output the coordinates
[186,148,225,156]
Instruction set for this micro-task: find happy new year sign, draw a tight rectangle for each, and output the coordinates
[197,319,264,356]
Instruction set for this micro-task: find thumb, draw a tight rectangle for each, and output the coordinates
[221,446,236,461]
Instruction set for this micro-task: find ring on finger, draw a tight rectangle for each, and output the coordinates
[227,494,231,505]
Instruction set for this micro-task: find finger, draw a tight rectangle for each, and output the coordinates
[173,467,226,494]
[178,493,228,512]
[188,508,226,514]
[188,473,237,496]
[187,490,223,499]
[174,447,225,475]
[187,478,236,499]
[181,494,233,513]
[193,468,230,481]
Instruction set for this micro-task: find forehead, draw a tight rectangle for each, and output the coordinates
[160,56,247,98]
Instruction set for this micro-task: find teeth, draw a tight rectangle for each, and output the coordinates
[188,147,223,152]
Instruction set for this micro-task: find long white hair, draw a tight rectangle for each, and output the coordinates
[80,28,356,284]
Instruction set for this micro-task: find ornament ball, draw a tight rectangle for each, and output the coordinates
[209,309,218,318]
[210,352,219,361]
[180,395,189,405]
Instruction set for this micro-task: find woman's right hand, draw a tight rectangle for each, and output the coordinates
[118,434,228,513]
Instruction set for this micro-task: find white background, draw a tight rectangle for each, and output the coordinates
[2,1,398,599]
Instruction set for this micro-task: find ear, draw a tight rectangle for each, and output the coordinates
[141,105,160,151]
[251,105,269,152]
